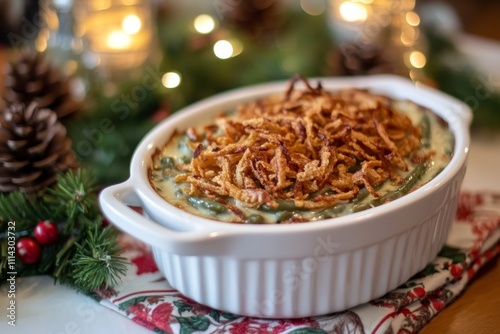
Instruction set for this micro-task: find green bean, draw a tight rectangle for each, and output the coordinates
[350,185,380,210]
[260,199,308,212]
[260,204,276,212]
[161,156,176,169]
[160,156,180,180]
[178,135,193,157]
[352,187,370,203]
[276,200,301,211]
[394,163,428,196]
[419,114,431,148]
[351,201,379,213]
[245,214,265,224]
[350,164,428,213]
[179,155,192,164]
[313,212,330,220]
[315,205,346,220]
[310,186,333,199]
[259,204,275,212]
[174,185,184,198]
[187,196,229,214]
[275,211,293,222]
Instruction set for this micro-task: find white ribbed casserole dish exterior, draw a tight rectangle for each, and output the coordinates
[99,75,471,318]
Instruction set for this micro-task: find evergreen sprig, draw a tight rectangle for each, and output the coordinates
[0,191,51,232]
[0,168,128,293]
[72,226,128,292]
[44,169,101,233]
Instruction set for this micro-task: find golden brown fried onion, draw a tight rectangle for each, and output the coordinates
[175,76,422,209]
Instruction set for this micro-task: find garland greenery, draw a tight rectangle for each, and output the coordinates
[0,169,127,293]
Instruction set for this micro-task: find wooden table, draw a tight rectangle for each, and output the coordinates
[421,257,500,333]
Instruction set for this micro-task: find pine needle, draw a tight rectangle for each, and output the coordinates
[0,191,51,231]
[72,226,128,293]
[44,169,100,233]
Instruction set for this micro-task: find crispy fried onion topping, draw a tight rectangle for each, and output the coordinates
[175,76,421,210]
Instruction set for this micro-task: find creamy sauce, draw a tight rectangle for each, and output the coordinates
[149,99,453,224]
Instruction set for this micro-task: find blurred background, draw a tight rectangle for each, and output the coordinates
[1,0,499,185]
[420,0,500,40]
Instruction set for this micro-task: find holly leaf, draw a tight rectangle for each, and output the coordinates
[175,316,210,334]
[438,245,467,264]
[209,309,220,323]
[173,300,193,315]
[118,296,149,312]
[153,328,167,334]
[221,312,239,320]
[412,263,439,279]
[288,328,327,334]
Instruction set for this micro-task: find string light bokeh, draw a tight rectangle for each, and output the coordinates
[328,0,427,80]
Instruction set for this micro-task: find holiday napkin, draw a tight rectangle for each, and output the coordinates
[97,191,500,334]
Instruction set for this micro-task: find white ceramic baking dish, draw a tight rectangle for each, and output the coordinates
[99,75,471,318]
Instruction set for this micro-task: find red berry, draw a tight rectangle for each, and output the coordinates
[34,220,60,246]
[101,217,110,228]
[16,238,42,264]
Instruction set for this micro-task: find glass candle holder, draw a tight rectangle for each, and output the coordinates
[73,0,155,79]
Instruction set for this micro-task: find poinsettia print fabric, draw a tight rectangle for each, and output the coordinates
[97,192,500,334]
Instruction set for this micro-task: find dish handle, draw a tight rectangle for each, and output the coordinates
[99,181,211,253]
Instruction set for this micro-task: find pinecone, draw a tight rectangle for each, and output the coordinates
[0,102,77,192]
[2,50,82,119]
[222,0,282,37]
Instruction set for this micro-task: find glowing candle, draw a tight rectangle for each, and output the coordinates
[339,1,368,22]
[74,0,154,72]
[328,0,393,43]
